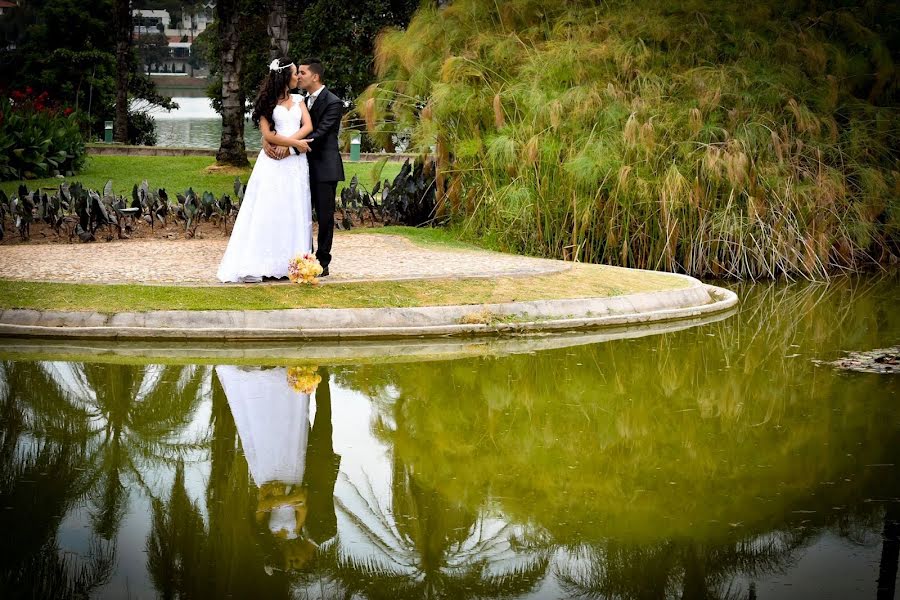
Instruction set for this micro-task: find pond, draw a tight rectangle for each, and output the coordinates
[0,274,898,598]
[146,96,262,151]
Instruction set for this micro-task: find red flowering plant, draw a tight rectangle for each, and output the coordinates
[1,87,85,181]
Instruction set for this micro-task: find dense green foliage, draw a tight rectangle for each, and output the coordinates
[0,93,85,181]
[0,0,175,143]
[364,0,900,278]
[197,0,420,114]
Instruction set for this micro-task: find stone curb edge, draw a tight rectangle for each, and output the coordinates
[0,276,737,341]
[0,309,738,366]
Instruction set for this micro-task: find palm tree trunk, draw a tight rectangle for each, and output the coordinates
[215,0,250,166]
[681,543,709,600]
[112,0,131,143]
[267,0,289,60]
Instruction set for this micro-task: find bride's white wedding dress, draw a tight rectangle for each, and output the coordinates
[217,99,312,282]
[216,365,310,539]
[216,365,310,488]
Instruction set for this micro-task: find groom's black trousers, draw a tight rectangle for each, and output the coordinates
[311,181,337,269]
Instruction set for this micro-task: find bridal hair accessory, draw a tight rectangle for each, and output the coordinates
[269,59,294,72]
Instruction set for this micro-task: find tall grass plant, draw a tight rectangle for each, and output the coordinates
[362,0,899,278]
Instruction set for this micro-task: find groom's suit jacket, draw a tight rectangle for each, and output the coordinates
[306,87,345,184]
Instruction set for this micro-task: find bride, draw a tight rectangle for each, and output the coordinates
[217,57,314,283]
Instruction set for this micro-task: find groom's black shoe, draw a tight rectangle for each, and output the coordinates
[320,266,330,277]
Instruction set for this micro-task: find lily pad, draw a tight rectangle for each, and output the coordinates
[814,347,900,374]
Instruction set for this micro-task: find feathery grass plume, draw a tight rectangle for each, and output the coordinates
[493,93,505,129]
[522,134,540,168]
[486,134,518,175]
[549,100,562,129]
[724,142,749,189]
[440,56,484,84]
[639,120,656,155]
[364,97,377,134]
[373,28,404,79]
[689,108,702,136]
[366,0,899,278]
[623,113,640,147]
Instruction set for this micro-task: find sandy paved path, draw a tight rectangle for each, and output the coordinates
[0,233,568,285]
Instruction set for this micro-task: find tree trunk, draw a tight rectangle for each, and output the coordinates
[215,0,250,166]
[112,0,131,143]
[267,0,289,60]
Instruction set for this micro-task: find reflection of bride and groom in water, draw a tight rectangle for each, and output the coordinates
[216,364,340,571]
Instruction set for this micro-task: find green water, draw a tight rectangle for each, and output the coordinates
[1,275,898,599]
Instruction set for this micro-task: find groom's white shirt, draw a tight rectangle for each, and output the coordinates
[306,84,325,108]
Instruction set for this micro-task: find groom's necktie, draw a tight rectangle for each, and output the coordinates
[306,93,315,109]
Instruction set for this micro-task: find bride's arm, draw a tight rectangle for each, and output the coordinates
[260,116,307,149]
[286,102,313,140]
[284,102,315,153]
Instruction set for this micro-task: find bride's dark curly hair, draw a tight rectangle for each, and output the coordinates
[251,57,294,131]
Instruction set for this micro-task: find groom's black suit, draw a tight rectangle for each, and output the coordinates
[303,367,340,544]
[305,87,344,271]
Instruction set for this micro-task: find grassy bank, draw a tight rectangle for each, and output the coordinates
[0,155,403,198]
[0,263,687,312]
[364,0,899,279]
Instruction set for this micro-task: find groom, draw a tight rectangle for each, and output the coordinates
[264,57,344,277]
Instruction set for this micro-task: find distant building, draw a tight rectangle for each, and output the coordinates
[133,4,214,39]
[176,2,215,38]
[0,0,19,16]
[133,5,214,77]
[132,9,170,35]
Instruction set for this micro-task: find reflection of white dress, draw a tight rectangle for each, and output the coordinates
[216,365,309,486]
[216,100,312,282]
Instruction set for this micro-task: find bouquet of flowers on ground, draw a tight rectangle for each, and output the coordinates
[288,252,323,285]
[287,365,321,394]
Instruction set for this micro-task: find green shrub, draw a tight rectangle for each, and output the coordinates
[0,89,86,181]
[127,109,159,146]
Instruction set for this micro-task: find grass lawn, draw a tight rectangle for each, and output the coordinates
[0,262,689,312]
[0,155,403,198]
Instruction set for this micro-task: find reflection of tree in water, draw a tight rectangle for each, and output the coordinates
[331,451,549,600]
[146,460,209,597]
[36,361,211,538]
[0,361,114,598]
[554,490,900,600]
[335,277,900,598]
[555,533,805,600]
[0,359,210,596]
